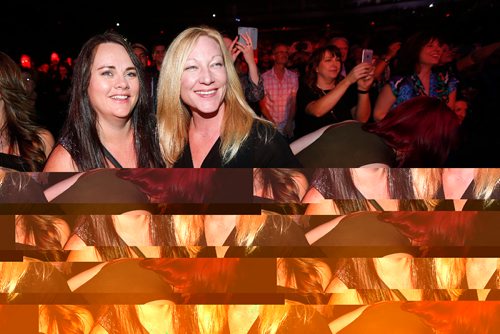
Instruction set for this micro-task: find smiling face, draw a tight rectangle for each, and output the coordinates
[317,50,341,81]
[180,36,227,116]
[419,38,443,66]
[88,43,139,122]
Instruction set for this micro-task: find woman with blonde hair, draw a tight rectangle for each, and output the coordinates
[412,168,500,210]
[156,26,300,167]
[170,214,311,258]
[0,261,73,304]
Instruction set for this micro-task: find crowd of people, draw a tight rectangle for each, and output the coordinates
[1,24,498,170]
[0,17,499,334]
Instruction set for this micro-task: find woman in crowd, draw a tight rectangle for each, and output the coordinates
[292,96,460,167]
[0,51,54,171]
[294,45,374,139]
[374,31,458,121]
[222,32,265,106]
[43,31,164,171]
[156,26,300,167]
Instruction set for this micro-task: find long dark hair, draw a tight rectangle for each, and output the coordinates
[15,215,66,261]
[0,52,48,171]
[59,31,164,170]
[395,31,443,76]
[304,45,343,91]
[74,215,174,260]
[336,257,451,303]
[310,168,428,212]
[363,96,460,167]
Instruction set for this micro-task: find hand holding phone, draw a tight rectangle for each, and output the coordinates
[238,27,258,50]
[361,49,373,64]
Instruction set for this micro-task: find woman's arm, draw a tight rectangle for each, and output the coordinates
[306,63,373,119]
[43,172,84,201]
[43,144,79,172]
[305,215,344,244]
[373,84,396,121]
[67,262,107,291]
[351,64,375,122]
[289,124,332,154]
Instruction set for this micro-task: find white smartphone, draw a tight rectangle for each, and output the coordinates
[361,49,373,64]
[237,26,258,50]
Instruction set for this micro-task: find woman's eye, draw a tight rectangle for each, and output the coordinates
[212,62,224,68]
[185,65,197,71]
[101,71,113,77]
[127,71,137,77]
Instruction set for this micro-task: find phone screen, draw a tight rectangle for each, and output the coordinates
[361,49,373,64]
[237,27,258,50]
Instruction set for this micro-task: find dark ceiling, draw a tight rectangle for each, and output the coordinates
[1,0,496,63]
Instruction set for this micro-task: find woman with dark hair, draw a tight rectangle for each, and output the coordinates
[294,45,374,139]
[253,168,309,203]
[64,215,172,261]
[292,96,460,167]
[15,215,70,261]
[303,168,428,214]
[374,31,458,121]
[43,31,164,171]
[0,51,54,171]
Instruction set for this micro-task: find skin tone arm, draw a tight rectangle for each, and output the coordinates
[231,33,260,86]
[447,89,457,110]
[64,235,101,262]
[43,172,84,201]
[373,84,396,121]
[43,144,79,172]
[373,42,401,81]
[305,215,344,244]
[351,66,375,122]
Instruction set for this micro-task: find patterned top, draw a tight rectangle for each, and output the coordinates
[261,68,299,131]
[240,74,265,103]
[389,70,458,109]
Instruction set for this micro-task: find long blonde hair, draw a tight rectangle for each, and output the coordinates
[412,168,500,200]
[156,26,267,166]
[172,214,290,248]
[0,261,54,301]
[197,305,316,334]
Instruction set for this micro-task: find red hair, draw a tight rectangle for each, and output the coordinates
[140,258,241,302]
[364,96,460,167]
[117,168,218,202]
[403,301,500,334]
[378,211,478,255]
